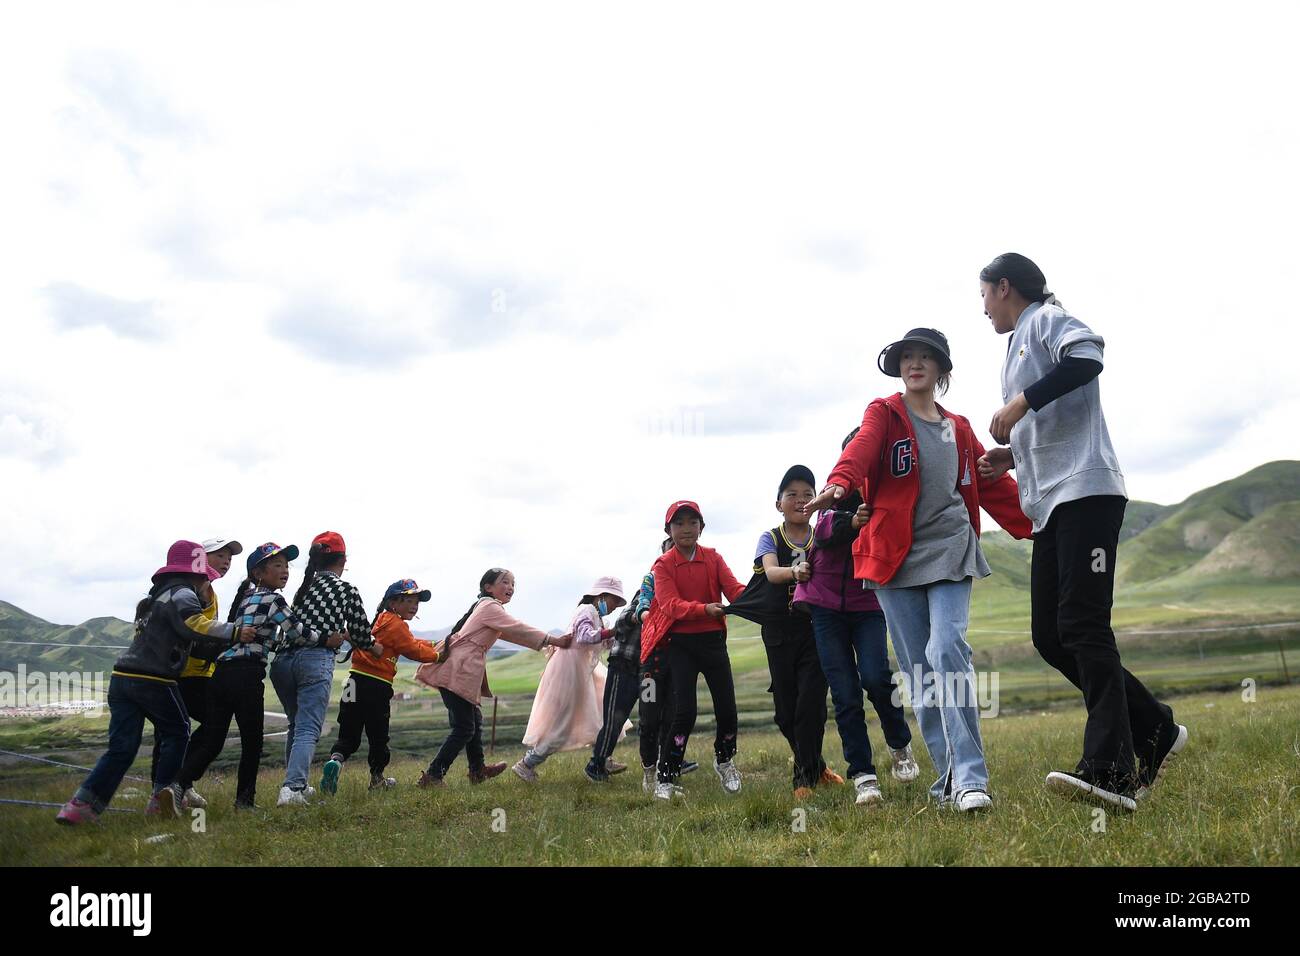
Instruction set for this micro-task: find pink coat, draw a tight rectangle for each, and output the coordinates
[414,598,550,705]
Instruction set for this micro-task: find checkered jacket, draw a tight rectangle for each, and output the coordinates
[220,586,321,661]
[606,572,653,669]
[291,570,376,651]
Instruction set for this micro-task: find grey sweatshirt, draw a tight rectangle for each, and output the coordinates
[1000,300,1127,533]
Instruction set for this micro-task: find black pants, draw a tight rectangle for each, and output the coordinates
[591,658,640,765]
[762,624,829,788]
[150,674,210,785]
[330,671,393,776]
[659,631,738,782]
[636,645,678,769]
[178,659,265,805]
[1031,495,1174,786]
[428,688,485,778]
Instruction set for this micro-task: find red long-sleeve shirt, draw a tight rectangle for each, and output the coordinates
[639,544,745,662]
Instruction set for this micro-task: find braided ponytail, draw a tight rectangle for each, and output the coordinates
[227,576,255,623]
[292,544,333,608]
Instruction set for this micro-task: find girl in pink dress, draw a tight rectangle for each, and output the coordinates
[512,577,629,781]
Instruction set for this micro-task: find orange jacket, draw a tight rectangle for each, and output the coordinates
[350,611,440,685]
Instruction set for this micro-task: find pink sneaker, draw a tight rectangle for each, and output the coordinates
[55,798,99,826]
[144,786,180,818]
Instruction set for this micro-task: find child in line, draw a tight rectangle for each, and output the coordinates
[150,536,242,809]
[56,540,256,824]
[805,329,1032,813]
[273,531,381,808]
[513,577,629,782]
[322,579,441,792]
[414,569,572,787]
[178,542,343,810]
[794,432,919,807]
[640,500,746,800]
[751,466,839,799]
[978,252,1184,810]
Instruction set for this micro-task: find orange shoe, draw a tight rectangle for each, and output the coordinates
[793,786,815,800]
[820,767,845,786]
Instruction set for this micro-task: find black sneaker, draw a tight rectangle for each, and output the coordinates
[584,760,611,783]
[680,761,699,776]
[1045,769,1137,812]
[1137,723,1188,800]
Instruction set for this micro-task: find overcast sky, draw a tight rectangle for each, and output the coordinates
[2,2,1298,630]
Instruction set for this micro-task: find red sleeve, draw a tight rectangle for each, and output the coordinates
[653,558,707,623]
[970,430,1034,539]
[716,553,745,603]
[827,401,889,495]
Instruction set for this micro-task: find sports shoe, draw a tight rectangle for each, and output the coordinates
[276,786,309,807]
[302,786,316,798]
[369,774,396,790]
[714,759,742,794]
[511,760,538,783]
[468,761,508,785]
[606,758,628,774]
[1137,724,1188,801]
[321,755,343,795]
[853,773,883,806]
[585,760,611,783]
[1045,770,1136,812]
[181,787,207,810]
[55,797,99,826]
[681,761,700,775]
[416,771,445,789]
[955,789,992,812]
[793,786,814,800]
[889,745,920,782]
[145,785,182,817]
[653,780,683,801]
[819,766,845,786]
[642,764,657,793]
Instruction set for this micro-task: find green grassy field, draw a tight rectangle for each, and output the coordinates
[3,683,1297,866]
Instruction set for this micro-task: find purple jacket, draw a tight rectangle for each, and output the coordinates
[793,506,882,614]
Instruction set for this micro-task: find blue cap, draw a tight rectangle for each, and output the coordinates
[246,542,300,575]
[384,578,431,602]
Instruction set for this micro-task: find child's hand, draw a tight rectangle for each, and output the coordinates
[704,603,725,619]
[977,446,1013,480]
[549,632,574,649]
[371,642,385,657]
[851,503,872,530]
[325,632,347,650]
[989,393,1030,444]
[792,562,811,583]
[238,626,258,643]
[802,484,845,516]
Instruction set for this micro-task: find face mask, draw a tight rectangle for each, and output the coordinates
[597,599,609,616]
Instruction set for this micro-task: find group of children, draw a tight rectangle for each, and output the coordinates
[57,251,1189,826]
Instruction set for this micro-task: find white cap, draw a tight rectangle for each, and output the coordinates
[201,538,244,556]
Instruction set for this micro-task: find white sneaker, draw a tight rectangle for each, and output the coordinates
[302,785,316,798]
[853,773,883,806]
[277,786,309,807]
[642,765,656,793]
[714,759,742,794]
[955,789,993,812]
[889,745,920,783]
[653,780,684,801]
[511,760,539,783]
[181,787,207,810]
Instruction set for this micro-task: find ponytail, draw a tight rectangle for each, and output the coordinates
[980,252,1063,308]
[227,576,255,623]
[373,596,391,622]
[292,543,343,608]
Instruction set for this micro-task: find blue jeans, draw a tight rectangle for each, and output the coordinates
[875,578,988,799]
[76,674,190,813]
[809,606,912,779]
[270,647,335,791]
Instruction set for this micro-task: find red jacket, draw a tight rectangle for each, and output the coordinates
[826,393,1033,585]
[639,544,745,663]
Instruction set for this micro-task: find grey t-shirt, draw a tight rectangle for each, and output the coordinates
[869,407,991,590]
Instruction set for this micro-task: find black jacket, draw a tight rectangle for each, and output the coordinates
[115,577,238,681]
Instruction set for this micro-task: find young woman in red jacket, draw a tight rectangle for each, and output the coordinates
[805,329,1033,813]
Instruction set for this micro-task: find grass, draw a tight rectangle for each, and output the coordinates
[2,683,1297,866]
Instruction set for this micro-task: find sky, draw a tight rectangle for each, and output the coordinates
[2,1,1298,630]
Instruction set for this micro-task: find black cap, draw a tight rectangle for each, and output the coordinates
[878,328,953,377]
[778,464,816,499]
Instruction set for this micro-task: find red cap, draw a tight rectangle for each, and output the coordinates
[663,500,704,532]
[312,530,347,555]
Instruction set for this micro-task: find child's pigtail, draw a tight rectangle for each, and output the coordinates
[292,544,328,608]
[227,577,255,623]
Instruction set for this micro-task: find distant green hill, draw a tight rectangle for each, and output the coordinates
[0,601,129,674]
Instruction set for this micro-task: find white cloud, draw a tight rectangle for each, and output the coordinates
[0,1,1298,628]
